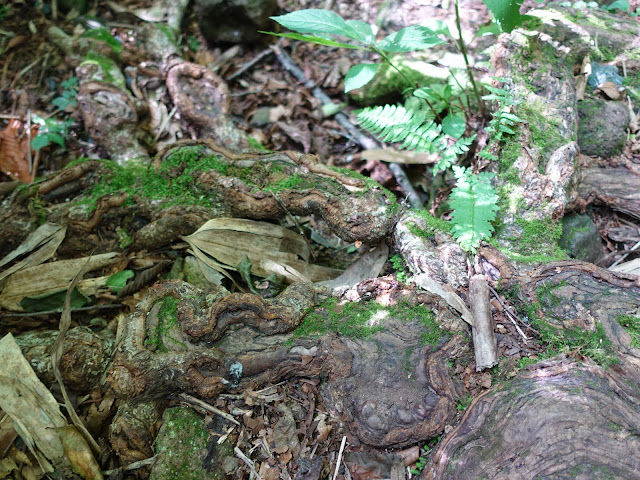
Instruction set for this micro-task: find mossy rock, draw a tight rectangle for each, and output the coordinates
[559,214,602,263]
[578,97,628,158]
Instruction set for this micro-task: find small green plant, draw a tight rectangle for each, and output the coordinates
[0,5,10,21]
[389,254,409,283]
[32,77,78,151]
[478,79,525,161]
[31,116,74,151]
[265,0,528,253]
[456,393,473,410]
[51,77,79,110]
[410,445,430,475]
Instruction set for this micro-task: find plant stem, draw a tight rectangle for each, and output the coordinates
[372,46,442,121]
[454,0,484,115]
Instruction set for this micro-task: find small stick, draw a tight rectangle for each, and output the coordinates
[226,47,274,81]
[487,283,530,343]
[332,436,347,480]
[179,393,241,425]
[235,446,262,480]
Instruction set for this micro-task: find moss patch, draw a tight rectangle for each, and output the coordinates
[292,298,446,346]
[145,296,186,352]
[616,315,640,348]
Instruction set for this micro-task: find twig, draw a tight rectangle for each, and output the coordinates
[179,393,241,425]
[332,435,347,480]
[103,456,157,475]
[226,47,274,81]
[487,283,532,342]
[235,446,262,480]
[609,239,640,268]
[9,56,43,89]
[272,45,423,209]
[153,105,178,143]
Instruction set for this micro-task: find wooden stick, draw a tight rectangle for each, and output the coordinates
[332,435,348,480]
[469,274,498,371]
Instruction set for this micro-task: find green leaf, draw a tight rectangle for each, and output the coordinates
[31,134,51,151]
[605,0,629,10]
[422,19,452,38]
[259,31,368,50]
[271,9,361,40]
[60,77,79,89]
[344,63,379,92]
[449,167,499,252]
[481,0,526,33]
[345,19,375,43]
[48,133,66,147]
[442,114,466,139]
[377,25,444,52]
[82,27,123,53]
[474,21,501,38]
[106,270,134,292]
[51,97,72,109]
[20,288,91,313]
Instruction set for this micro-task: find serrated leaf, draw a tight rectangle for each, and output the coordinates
[442,113,466,139]
[344,63,379,92]
[271,9,360,40]
[377,25,444,52]
[481,0,527,33]
[259,31,367,49]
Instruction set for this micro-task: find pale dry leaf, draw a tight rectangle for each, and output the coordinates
[597,81,622,100]
[182,218,340,283]
[361,148,438,164]
[0,334,67,473]
[0,223,66,282]
[0,253,119,311]
[413,273,474,326]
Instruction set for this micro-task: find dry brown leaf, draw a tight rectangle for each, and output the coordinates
[0,253,120,311]
[0,119,38,183]
[182,218,340,283]
[597,81,622,100]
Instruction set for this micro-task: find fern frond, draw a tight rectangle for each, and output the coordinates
[449,166,498,252]
[356,98,474,171]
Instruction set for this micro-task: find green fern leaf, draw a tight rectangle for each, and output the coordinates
[449,166,498,252]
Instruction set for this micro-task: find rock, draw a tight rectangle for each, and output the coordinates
[578,98,629,158]
[559,213,602,263]
[195,0,278,44]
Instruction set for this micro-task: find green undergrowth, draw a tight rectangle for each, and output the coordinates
[493,216,567,264]
[71,147,397,214]
[616,315,640,348]
[407,209,452,239]
[502,282,619,367]
[292,297,447,346]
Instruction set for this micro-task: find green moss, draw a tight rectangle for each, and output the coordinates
[497,216,566,262]
[516,101,566,169]
[408,209,452,238]
[80,51,125,88]
[82,28,123,53]
[247,136,272,153]
[292,298,446,346]
[154,407,210,480]
[145,296,186,352]
[328,165,399,213]
[616,315,640,348]
[497,138,523,185]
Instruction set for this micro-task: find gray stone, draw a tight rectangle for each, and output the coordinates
[578,98,629,158]
[559,214,602,263]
